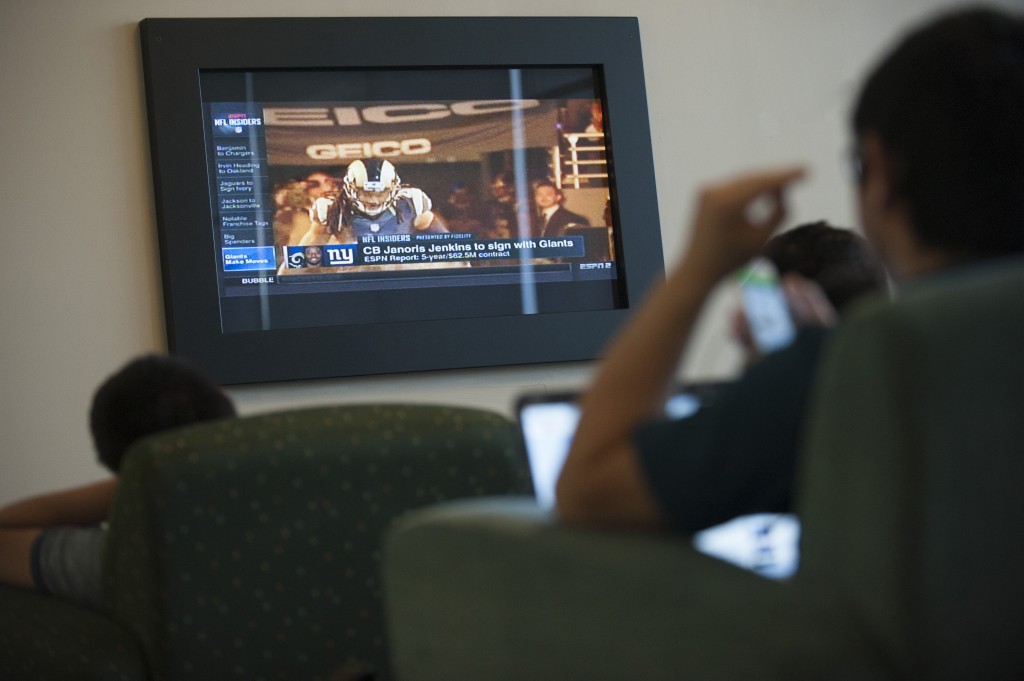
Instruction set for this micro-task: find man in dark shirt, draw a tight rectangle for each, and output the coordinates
[637,223,886,534]
[557,7,1024,531]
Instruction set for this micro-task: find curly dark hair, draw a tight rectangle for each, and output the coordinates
[763,221,888,312]
[89,354,236,472]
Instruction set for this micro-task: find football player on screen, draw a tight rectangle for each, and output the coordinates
[298,158,448,245]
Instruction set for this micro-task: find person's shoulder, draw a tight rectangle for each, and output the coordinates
[793,325,832,347]
[571,208,591,223]
[739,326,832,389]
[558,206,590,224]
[770,326,832,362]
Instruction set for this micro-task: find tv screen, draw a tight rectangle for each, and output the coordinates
[140,17,663,384]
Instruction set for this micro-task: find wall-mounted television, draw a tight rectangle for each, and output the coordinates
[139,17,663,385]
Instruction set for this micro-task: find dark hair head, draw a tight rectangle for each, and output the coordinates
[89,354,236,472]
[763,221,888,312]
[852,7,1024,258]
[491,171,514,187]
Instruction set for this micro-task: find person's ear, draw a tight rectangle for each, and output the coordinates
[859,132,904,212]
[857,132,919,280]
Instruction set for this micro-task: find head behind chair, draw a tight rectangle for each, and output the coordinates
[89,354,236,473]
[763,221,888,313]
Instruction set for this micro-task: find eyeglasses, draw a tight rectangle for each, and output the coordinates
[846,147,866,185]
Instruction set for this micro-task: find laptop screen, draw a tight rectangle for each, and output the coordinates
[515,385,800,579]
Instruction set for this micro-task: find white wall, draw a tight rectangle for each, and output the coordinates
[0,0,1000,505]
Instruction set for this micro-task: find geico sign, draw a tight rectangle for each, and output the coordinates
[265,100,540,126]
[306,139,431,160]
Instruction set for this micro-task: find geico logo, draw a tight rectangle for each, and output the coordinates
[265,100,540,126]
[306,139,432,160]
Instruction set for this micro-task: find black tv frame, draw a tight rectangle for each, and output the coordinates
[139,17,663,385]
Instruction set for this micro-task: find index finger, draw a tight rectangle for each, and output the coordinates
[729,165,808,200]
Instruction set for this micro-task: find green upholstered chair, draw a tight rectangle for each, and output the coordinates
[0,583,145,680]
[0,403,529,681]
[382,257,1024,681]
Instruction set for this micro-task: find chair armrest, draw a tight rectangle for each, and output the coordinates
[384,497,878,681]
[0,582,145,679]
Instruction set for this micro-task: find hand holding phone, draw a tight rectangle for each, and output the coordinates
[738,258,796,354]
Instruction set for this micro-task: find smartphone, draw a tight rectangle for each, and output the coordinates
[739,258,796,354]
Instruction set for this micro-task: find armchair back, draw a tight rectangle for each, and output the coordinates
[795,257,1024,679]
[103,403,529,681]
[383,257,1024,681]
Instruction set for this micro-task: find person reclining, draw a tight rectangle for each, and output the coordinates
[0,354,236,606]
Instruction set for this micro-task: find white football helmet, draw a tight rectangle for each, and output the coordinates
[342,158,401,217]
